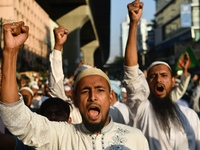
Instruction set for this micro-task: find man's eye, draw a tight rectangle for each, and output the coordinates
[150,75,155,79]
[98,89,104,92]
[81,90,88,94]
[162,74,168,77]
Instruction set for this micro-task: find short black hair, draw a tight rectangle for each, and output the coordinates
[39,97,72,117]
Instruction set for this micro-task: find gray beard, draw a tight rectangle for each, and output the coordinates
[149,93,181,133]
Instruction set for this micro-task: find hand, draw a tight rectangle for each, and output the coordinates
[127,0,144,24]
[193,74,198,81]
[178,52,190,71]
[178,52,191,77]
[3,21,29,50]
[53,26,68,51]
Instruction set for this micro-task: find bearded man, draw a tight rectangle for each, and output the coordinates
[123,0,200,149]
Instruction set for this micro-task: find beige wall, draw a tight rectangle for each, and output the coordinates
[0,0,51,59]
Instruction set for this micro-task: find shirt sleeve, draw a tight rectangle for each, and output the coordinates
[123,65,150,125]
[189,86,200,112]
[171,73,191,102]
[48,50,68,100]
[0,96,51,147]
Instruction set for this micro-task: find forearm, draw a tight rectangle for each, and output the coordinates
[1,49,19,103]
[0,98,50,147]
[124,22,138,66]
[182,67,190,77]
[123,65,149,106]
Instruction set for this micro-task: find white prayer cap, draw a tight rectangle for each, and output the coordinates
[110,80,123,101]
[63,78,69,85]
[31,84,39,90]
[121,87,127,93]
[64,85,71,91]
[45,80,49,85]
[32,73,37,77]
[147,61,171,72]
[73,67,110,90]
[20,87,34,96]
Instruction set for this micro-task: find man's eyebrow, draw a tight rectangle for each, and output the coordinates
[81,85,104,89]
[94,85,104,89]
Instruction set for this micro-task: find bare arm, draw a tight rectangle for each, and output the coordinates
[123,1,150,126]
[178,52,190,77]
[1,21,29,103]
[124,0,143,66]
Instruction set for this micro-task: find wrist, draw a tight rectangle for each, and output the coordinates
[54,44,63,51]
[3,47,18,57]
[129,21,139,26]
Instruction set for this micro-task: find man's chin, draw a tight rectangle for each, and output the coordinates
[150,92,167,100]
[83,120,105,133]
[82,115,109,133]
[156,95,166,100]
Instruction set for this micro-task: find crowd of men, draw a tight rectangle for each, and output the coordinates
[0,0,199,150]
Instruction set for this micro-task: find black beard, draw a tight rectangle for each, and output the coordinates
[81,112,109,133]
[149,93,181,133]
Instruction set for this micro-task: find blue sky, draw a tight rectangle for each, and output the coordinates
[109,0,155,60]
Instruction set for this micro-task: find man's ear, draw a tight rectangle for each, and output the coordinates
[171,76,175,88]
[109,90,114,106]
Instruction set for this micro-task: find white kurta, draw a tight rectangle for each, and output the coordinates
[0,98,149,150]
[49,50,82,124]
[123,64,200,150]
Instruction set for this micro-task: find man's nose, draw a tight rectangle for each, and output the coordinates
[88,90,96,102]
[156,75,162,82]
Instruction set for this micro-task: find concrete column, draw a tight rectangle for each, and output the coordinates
[56,5,99,76]
[81,40,99,66]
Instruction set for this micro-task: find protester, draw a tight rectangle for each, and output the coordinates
[109,80,130,125]
[0,15,149,150]
[170,52,191,102]
[0,97,72,150]
[38,97,72,123]
[19,86,34,109]
[30,83,43,111]
[189,76,200,114]
[64,85,73,100]
[19,74,30,89]
[182,73,199,103]
[51,26,131,126]
[121,87,127,103]
[48,26,82,124]
[37,77,45,96]
[123,0,200,149]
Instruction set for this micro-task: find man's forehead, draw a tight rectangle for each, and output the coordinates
[76,75,110,91]
[79,75,108,85]
[148,64,171,74]
[147,61,171,71]
[74,67,110,89]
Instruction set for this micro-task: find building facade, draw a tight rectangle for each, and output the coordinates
[0,0,51,72]
[153,0,200,69]
[121,14,149,68]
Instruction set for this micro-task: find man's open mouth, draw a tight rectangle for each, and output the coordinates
[88,105,100,120]
[155,84,164,95]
